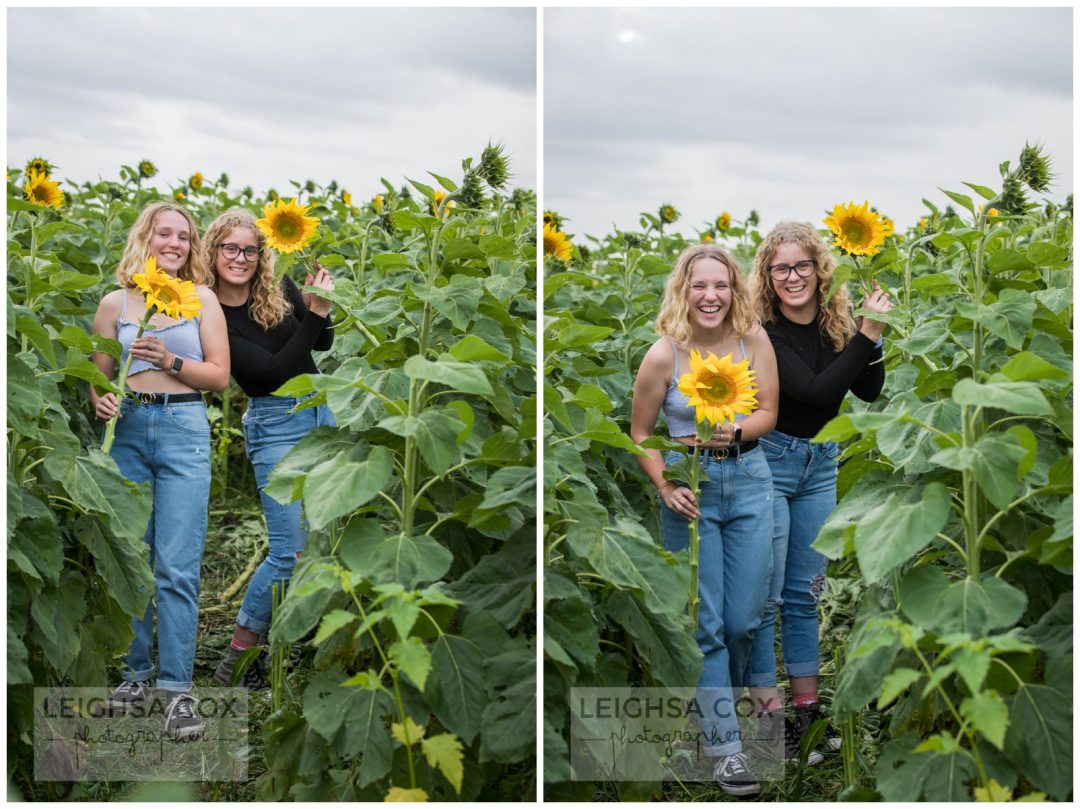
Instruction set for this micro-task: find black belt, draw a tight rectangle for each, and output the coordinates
[130,392,203,405]
[700,440,758,459]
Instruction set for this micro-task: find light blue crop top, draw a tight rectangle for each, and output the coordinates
[662,336,750,437]
[116,290,204,376]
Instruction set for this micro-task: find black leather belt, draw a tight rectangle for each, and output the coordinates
[700,440,758,459]
[132,392,203,405]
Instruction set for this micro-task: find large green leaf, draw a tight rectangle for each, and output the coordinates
[56,450,152,543]
[303,667,394,768]
[73,515,153,618]
[1004,684,1072,800]
[960,691,1009,750]
[478,465,536,510]
[544,573,599,670]
[338,519,452,589]
[426,634,487,745]
[602,590,702,687]
[8,353,44,438]
[269,559,343,646]
[29,572,87,675]
[300,445,394,529]
[952,378,1053,416]
[403,355,493,396]
[480,642,535,763]
[854,482,950,582]
[378,408,464,476]
[929,433,1028,510]
[445,531,534,628]
[899,566,1027,636]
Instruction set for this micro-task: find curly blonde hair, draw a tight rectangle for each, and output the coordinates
[654,243,753,346]
[202,208,291,330]
[115,202,206,287]
[750,221,855,351]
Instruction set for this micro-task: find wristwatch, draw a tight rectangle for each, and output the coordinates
[733,426,743,444]
[168,355,184,376]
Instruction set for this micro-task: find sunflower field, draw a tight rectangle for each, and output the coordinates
[543,147,1072,801]
[7,149,537,800]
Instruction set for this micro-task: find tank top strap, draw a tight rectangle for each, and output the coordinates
[738,335,747,362]
[118,288,129,323]
[667,336,680,384]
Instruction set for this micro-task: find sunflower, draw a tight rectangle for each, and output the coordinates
[25,156,52,177]
[823,200,893,257]
[341,190,352,205]
[173,190,186,201]
[432,190,455,218]
[189,171,203,190]
[132,257,202,320]
[138,159,157,179]
[986,208,998,218]
[677,350,759,426]
[543,210,563,231]
[715,212,731,232]
[255,198,320,253]
[543,222,572,262]
[702,234,714,243]
[659,203,679,224]
[24,170,64,209]
[372,194,384,211]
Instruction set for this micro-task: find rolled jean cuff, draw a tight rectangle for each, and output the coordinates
[156,679,193,693]
[704,739,743,757]
[236,607,270,635]
[746,670,779,688]
[786,659,821,679]
[123,668,154,683]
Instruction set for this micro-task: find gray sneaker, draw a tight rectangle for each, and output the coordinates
[712,751,760,797]
[214,645,269,689]
[107,680,152,713]
[755,709,824,766]
[163,691,204,740]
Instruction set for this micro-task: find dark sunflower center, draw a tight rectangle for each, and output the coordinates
[276,214,301,240]
[841,219,869,245]
[703,374,734,404]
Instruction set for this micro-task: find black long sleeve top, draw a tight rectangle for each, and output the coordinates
[765,308,885,438]
[219,275,334,397]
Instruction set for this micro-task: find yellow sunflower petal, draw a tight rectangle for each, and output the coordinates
[677,351,759,426]
[823,200,893,257]
[255,198,320,253]
[543,222,572,262]
[132,257,202,320]
[23,170,64,209]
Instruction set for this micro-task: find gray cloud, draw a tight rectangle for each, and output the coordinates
[8,7,536,195]
[546,7,1071,238]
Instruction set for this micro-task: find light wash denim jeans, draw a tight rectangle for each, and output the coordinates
[747,430,839,688]
[110,396,211,692]
[659,446,773,757]
[236,394,335,634]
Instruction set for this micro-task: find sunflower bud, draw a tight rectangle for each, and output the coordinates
[1018,143,1052,193]
[25,156,52,178]
[173,190,186,201]
[267,188,279,201]
[543,210,564,231]
[659,204,679,224]
[138,160,157,179]
[747,210,760,227]
[241,186,253,199]
[218,173,229,188]
[189,172,203,190]
[458,170,486,211]
[303,179,316,194]
[327,180,339,194]
[715,212,731,232]
[1065,194,1073,216]
[997,175,1029,216]
[107,184,124,201]
[577,244,592,264]
[399,185,412,202]
[510,188,532,212]
[623,232,643,248]
[478,143,511,190]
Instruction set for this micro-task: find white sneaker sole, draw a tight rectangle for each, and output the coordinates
[719,782,761,797]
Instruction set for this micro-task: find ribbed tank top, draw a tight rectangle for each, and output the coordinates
[116,290,204,376]
[662,336,751,437]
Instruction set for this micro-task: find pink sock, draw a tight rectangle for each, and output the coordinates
[758,698,783,715]
[792,693,819,709]
[230,637,256,651]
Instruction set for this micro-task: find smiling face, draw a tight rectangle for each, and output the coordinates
[686,257,733,332]
[768,241,819,319]
[148,210,192,275]
[214,226,260,298]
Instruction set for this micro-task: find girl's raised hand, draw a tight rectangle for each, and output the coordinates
[303,262,335,317]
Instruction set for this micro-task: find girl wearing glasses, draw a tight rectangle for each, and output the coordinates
[746,221,889,763]
[201,208,336,687]
[91,202,230,739]
[630,243,779,795]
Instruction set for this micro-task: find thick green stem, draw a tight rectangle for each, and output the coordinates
[21,217,40,351]
[960,405,980,580]
[100,315,151,454]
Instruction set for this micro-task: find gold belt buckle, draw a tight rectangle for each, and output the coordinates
[712,447,731,460]
[137,392,156,405]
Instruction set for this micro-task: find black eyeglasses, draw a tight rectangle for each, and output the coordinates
[218,243,260,261]
[768,259,817,281]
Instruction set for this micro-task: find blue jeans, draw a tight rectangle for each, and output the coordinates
[110,396,211,692]
[236,394,335,634]
[747,430,838,688]
[659,446,773,756]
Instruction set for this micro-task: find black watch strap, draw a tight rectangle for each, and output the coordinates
[170,355,184,375]
[733,426,743,444]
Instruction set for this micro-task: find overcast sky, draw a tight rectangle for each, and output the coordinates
[8,7,536,200]
[546,7,1073,241]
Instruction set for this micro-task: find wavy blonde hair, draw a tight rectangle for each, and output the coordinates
[750,221,855,351]
[654,243,753,346]
[115,202,206,287]
[202,208,291,330]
